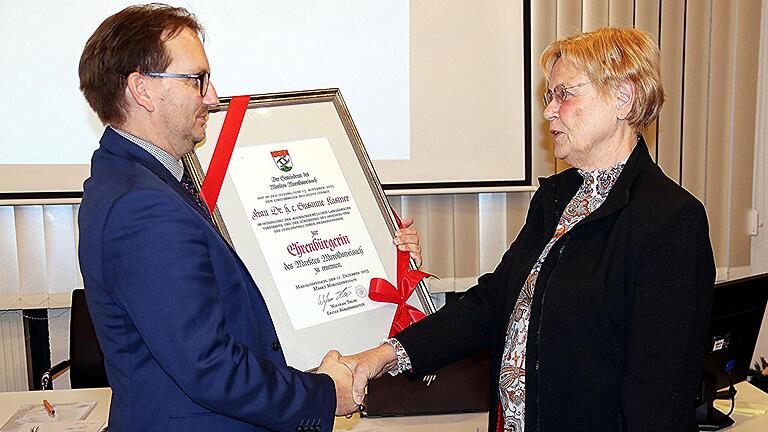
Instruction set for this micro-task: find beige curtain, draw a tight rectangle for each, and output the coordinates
[0,205,82,309]
[0,205,79,391]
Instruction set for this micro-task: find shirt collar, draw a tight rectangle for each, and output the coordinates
[577,156,630,179]
[576,157,629,200]
[109,126,184,182]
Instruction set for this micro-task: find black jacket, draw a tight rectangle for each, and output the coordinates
[396,139,715,432]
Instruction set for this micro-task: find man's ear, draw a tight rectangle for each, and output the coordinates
[126,72,155,113]
[616,79,635,120]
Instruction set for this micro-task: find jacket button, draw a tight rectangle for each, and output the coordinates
[271,340,281,351]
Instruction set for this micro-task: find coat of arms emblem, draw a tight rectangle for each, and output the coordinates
[271,149,293,172]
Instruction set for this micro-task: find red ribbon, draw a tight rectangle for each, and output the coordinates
[369,212,431,337]
[200,95,250,214]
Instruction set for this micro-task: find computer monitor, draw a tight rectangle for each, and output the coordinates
[697,273,768,430]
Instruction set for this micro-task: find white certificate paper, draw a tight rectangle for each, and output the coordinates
[227,137,388,330]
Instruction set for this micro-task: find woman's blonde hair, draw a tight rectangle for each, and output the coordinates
[540,27,664,131]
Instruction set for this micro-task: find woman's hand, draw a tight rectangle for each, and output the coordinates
[393,216,422,267]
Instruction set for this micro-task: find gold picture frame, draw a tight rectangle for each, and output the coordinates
[182,89,434,371]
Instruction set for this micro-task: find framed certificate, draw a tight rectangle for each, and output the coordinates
[183,89,434,371]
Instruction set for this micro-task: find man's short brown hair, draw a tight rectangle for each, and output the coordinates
[79,3,204,126]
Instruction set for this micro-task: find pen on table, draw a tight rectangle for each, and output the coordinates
[42,399,55,417]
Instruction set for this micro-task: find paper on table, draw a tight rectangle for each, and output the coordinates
[20,421,105,432]
[714,399,768,416]
[334,427,383,432]
[0,402,97,432]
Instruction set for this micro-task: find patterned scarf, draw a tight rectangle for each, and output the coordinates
[498,160,626,432]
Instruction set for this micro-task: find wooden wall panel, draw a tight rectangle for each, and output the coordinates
[42,205,79,303]
[399,195,431,268]
[706,0,738,267]
[656,0,685,182]
[680,0,712,203]
[72,204,83,289]
[478,193,512,274]
[453,194,480,280]
[557,0,583,37]
[555,0,583,173]
[0,207,21,308]
[609,0,634,27]
[583,0,610,31]
[633,0,659,38]
[425,196,455,280]
[729,0,763,267]
[0,313,28,392]
[14,206,48,302]
[505,192,532,246]
[532,0,558,183]
[387,195,402,218]
[634,0,660,161]
[48,309,72,389]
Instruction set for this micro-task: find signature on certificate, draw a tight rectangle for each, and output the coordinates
[317,286,353,311]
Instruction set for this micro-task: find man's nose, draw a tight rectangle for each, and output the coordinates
[204,81,219,105]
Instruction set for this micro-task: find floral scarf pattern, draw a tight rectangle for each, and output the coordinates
[498,161,626,432]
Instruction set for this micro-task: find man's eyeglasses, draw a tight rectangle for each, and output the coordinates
[144,71,210,97]
[542,82,590,107]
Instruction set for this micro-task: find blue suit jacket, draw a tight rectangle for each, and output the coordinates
[78,128,335,432]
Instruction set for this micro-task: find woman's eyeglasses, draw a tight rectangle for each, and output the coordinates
[542,82,590,107]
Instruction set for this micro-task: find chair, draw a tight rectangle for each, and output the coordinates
[41,288,109,389]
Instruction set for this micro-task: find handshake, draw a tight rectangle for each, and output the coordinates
[315,218,421,416]
[315,343,399,416]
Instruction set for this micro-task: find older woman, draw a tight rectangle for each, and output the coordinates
[344,27,715,432]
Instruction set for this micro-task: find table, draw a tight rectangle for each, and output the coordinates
[0,387,111,430]
[1,382,766,431]
[334,411,486,431]
[713,382,768,431]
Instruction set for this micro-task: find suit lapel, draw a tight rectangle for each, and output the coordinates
[98,128,213,224]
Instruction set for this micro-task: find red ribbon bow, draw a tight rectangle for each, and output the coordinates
[369,213,431,337]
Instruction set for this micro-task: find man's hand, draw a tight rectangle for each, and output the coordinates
[394,216,422,268]
[339,343,398,405]
[316,350,358,416]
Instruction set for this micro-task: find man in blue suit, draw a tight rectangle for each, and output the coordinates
[77,5,422,431]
